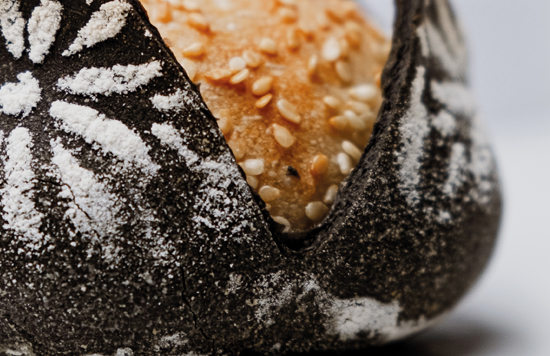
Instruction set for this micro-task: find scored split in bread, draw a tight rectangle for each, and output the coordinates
[141,0,390,231]
[0,0,501,355]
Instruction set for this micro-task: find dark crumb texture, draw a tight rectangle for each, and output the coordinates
[0,0,500,355]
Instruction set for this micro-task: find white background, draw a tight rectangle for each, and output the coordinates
[359,1,550,355]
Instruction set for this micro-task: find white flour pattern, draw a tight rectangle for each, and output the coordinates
[0,0,169,259]
[27,0,63,64]
[0,0,25,59]
[1,128,48,254]
[0,71,42,117]
[151,123,252,234]
[63,0,132,57]
[57,61,163,97]
[397,6,494,214]
[49,101,159,175]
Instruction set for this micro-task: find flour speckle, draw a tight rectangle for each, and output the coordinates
[155,333,189,350]
[431,109,456,138]
[57,61,163,97]
[0,0,25,59]
[50,140,123,245]
[151,123,252,234]
[443,142,467,198]
[396,66,429,207]
[115,348,133,356]
[431,80,476,117]
[254,272,295,326]
[27,0,63,64]
[0,72,42,117]
[150,88,194,112]
[49,101,159,175]
[63,0,132,57]
[469,115,494,204]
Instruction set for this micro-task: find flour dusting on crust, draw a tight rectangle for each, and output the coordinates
[50,101,159,175]
[152,122,253,235]
[27,0,63,64]
[63,0,132,57]
[50,140,123,244]
[1,128,48,254]
[0,0,25,59]
[150,89,195,112]
[0,72,42,117]
[396,66,429,207]
[57,61,163,97]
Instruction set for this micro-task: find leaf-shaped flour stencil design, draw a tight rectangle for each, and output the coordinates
[27,0,63,64]
[0,0,26,59]
[63,0,132,56]
[0,71,42,117]
[0,0,173,261]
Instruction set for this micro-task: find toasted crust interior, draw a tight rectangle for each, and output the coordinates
[141,0,390,231]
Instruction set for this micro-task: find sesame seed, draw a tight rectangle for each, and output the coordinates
[375,72,382,88]
[337,152,352,174]
[298,23,315,40]
[305,201,329,222]
[163,37,174,47]
[310,154,328,175]
[259,186,281,202]
[272,216,291,233]
[345,22,362,47]
[187,13,210,32]
[339,38,351,58]
[329,116,348,131]
[247,175,259,189]
[322,36,341,62]
[180,59,197,81]
[256,94,273,109]
[229,68,250,84]
[182,0,200,11]
[348,101,372,115]
[286,28,300,50]
[325,6,345,22]
[243,50,262,68]
[323,185,339,205]
[342,1,360,18]
[228,140,245,160]
[259,37,278,55]
[349,84,378,102]
[182,42,205,57]
[155,3,172,23]
[240,159,265,176]
[217,116,232,135]
[344,110,366,130]
[272,124,296,148]
[252,76,273,96]
[335,60,353,82]
[205,68,232,82]
[279,7,297,23]
[277,99,301,124]
[323,96,342,110]
[316,12,330,29]
[342,141,362,161]
[307,54,318,76]
[229,57,247,72]
[277,0,297,6]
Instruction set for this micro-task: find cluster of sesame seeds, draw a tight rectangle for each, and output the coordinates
[141,0,390,231]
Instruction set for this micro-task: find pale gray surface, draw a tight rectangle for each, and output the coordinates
[359,1,550,355]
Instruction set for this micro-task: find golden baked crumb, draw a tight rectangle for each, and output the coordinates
[140,0,390,231]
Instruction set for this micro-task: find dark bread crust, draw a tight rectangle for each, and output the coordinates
[0,0,500,355]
